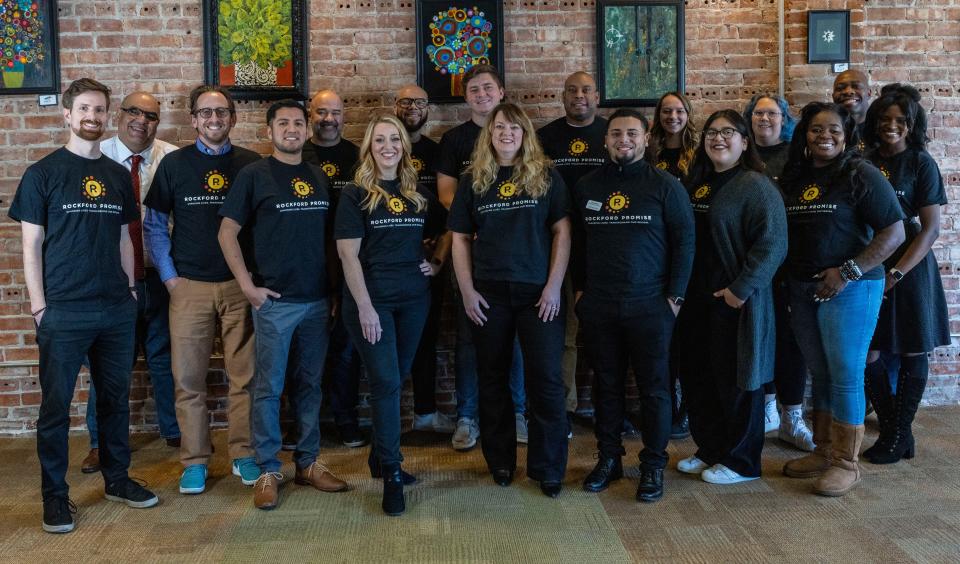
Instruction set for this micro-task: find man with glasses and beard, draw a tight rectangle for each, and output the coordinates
[10,78,159,534]
[394,84,456,435]
[143,85,261,496]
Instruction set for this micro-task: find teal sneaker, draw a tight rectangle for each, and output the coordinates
[179,464,207,494]
[232,457,260,486]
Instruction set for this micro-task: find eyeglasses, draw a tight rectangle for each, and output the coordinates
[752,110,782,119]
[192,107,233,119]
[397,98,428,109]
[121,106,159,122]
[703,127,740,140]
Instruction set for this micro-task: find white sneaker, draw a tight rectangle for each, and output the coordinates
[764,399,780,434]
[516,413,528,444]
[413,411,456,434]
[779,410,815,452]
[677,455,709,475]
[701,464,759,485]
[451,417,479,451]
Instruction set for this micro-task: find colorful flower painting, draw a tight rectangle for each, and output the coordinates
[0,0,60,95]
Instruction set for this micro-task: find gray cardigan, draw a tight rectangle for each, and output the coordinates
[707,169,788,391]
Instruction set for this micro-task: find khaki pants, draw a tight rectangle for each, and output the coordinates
[562,274,579,413]
[169,278,254,466]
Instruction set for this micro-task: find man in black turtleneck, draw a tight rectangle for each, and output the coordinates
[571,108,694,503]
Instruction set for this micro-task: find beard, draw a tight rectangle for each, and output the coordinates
[402,113,429,134]
[72,121,103,141]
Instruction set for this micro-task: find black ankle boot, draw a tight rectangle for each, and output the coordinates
[636,466,664,503]
[382,464,405,516]
[582,455,623,492]
[368,449,417,484]
[863,358,895,460]
[870,373,926,464]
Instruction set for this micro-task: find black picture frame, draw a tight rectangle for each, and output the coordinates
[0,0,61,95]
[807,10,850,64]
[596,0,684,107]
[415,1,505,104]
[202,0,309,101]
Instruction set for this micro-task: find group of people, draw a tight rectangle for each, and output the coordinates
[12,65,948,533]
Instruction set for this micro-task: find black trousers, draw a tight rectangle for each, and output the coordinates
[579,295,674,469]
[763,279,807,405]
[471,280,567,482]
[36,298,137,500]
[410,267,447,415]
[677,297,764,478]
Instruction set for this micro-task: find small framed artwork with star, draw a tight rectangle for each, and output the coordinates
[807,10,850,64]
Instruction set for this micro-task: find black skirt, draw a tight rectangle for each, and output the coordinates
[871,223,951,353]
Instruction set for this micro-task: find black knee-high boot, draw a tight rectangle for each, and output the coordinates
[868,355,928,464]
[863,357,894,460]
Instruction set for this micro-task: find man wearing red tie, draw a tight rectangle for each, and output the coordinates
[76,93,182,474]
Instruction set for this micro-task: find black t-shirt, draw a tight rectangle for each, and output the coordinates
[436,120,482,179]
[144,144,261,282]
[784,162,904,280]
[218,157,331,302]
[572,159,694,300]
[301,138,359,196]
[335,179,445,302]
[867,149,946,218]
[411,136,440,197]
[757,142,789,184]
[654,146,683,179]
[687,166,742,297]
[448,167,569,285]
[8,148,139,309]
[537,117,608,191]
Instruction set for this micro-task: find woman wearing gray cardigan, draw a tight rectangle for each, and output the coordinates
[675,110,788,485]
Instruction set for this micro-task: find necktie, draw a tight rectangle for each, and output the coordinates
[129,154,145,281]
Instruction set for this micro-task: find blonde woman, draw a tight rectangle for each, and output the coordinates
[335,115,447,516]
[448,103,571,498]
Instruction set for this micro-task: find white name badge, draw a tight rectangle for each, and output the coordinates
[585,200,602,211]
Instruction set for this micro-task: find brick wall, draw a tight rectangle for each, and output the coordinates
[0,0,957,435]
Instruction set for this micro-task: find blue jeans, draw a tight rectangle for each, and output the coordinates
[251,299,330,473]
[452,273,526,420]
[342,292,430,466]
[87,270,180,448]
[790,278,884,424]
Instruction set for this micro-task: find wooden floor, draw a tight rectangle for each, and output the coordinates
[1,407,959,563]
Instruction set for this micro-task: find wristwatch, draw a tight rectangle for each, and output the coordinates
[888,268,905,282]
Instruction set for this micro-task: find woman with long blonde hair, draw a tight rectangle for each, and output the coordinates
[335,114,448,516]
[649,91,699,179]
[448,102,571,498]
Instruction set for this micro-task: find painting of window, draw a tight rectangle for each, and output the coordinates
[596,0,685,107]
[0,0,60,95]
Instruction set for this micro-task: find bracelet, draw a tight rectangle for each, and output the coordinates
[838,259,863,282]
[31,307,46,317]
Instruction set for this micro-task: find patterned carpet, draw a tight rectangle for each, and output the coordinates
[1,407,959,563]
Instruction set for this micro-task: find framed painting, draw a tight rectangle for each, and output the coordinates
[202,0,308,101]
[596,0,684,107]
[0,0,61,95]
[807,10,850,64]
[415,1,505,104]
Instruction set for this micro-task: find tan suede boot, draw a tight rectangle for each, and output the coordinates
[814,420,864,497]
[783,411,832,478]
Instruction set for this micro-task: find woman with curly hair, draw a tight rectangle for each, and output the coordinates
[781,102,904,497]
[448,102,571,498]
[861,84,950,465]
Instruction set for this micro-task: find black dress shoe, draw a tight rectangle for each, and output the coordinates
[540,480,562,498]
[492,468,514,487]
[368,450,417,485]
[381,464,405,516]
[582,455,623,492]
[636,466,664,503]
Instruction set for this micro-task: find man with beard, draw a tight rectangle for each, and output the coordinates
[537,72,608,433]
[143,85,261,495]
[832,69,871,143]
[80,93,181,475]
[10,78,159,534]
[394,84,456,435]
[219,100,347,510]
[299,88,367,448]
[572,109,694,502]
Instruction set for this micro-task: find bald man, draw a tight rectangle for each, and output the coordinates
[832,69,871,141]
[81,93,180,473]
[299,89,367,448]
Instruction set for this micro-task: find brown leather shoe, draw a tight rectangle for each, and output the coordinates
[253,472,283,510]
[783,411,832,478]
[295,461,348,492]
[814,421,864,497]
[81,448,100,474]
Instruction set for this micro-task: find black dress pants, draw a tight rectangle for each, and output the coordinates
[471,280,567,482]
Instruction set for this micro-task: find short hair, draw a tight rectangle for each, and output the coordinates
[188,85,235,114]
[266,99,307,125]
[743,93,797,142]
[463,64,503,91]
[607,108,650,133]
[62,78,111,111]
